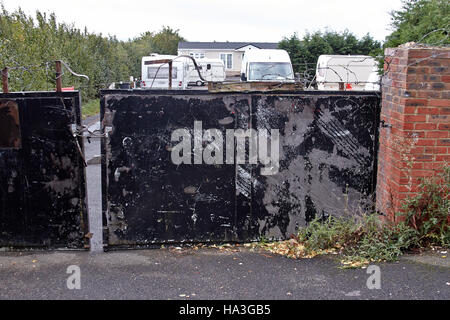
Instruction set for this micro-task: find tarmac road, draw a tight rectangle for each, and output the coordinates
[0,247,448,300]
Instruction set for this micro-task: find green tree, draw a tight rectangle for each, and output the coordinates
[385,0,450,47]
[151,26,185,55]
[279,30,381,75]
[0,6,186,99]
[123,32,155,77]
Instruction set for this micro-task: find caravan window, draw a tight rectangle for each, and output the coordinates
[147,66,177,79]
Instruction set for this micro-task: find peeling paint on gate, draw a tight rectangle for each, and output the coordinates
[0,92,88,249]
[250,95,379,239]
[101,90,380,247]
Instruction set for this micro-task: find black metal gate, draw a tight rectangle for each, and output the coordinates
[0,91,88,249]
[101,90,380,247]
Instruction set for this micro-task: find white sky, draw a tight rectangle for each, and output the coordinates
[1,0,404,42]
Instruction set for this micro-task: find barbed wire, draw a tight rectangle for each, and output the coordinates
[382,26,449,77]
[59,60,90,82]
[416,27,449,46]
[1,59,92,92]
[293,64,381,89]
[2,32,447,94]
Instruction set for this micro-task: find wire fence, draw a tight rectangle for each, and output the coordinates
[382,27,450,77]
[1,29,448,95]
[292,61,382,90]
[0,60,118,97]
[0,58,389,95]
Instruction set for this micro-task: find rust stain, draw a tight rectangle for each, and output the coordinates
[0,100,21,148]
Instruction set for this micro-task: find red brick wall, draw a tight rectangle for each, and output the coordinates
[376,45,450,219]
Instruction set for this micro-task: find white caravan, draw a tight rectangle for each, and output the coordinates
[188,58,226,86]
[141,54,190,90]
[316,55,380,91]
[240,49,295,82]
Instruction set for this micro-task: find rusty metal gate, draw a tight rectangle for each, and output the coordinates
[101,90,380,248]
[0,91,88,249]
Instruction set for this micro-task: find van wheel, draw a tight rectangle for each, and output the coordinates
[196,81,203,87]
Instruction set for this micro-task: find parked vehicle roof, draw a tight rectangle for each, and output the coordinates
[178,41,279,50]
[243,49,291,61]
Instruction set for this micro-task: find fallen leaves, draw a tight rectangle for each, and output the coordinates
[254,238,377,269]
[340,259,370,269]
[152,241,374,269]
[210,243,240,253]
[257,238,337,260]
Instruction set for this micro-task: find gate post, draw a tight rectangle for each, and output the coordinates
[55,61,62,92]
[168,61,172,90]
[376,45,450,219]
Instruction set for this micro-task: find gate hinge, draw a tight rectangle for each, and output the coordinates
[380,120,392,128]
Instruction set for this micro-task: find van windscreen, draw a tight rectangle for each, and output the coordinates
[248,62,293,81]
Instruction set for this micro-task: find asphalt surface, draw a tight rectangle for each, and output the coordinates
[82,114,103,252]
[0,247,448,300]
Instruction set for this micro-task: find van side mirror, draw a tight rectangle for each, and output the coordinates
[241,73,247,81]
[207,64,211,70]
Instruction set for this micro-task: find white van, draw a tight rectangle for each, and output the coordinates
[316,55,380,91]
[240,49,295,82]
[141,55,190,90]
[188,58,226,86]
